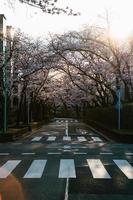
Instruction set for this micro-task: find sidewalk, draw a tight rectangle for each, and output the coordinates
[0,122,44,142]
[88,120,133,143]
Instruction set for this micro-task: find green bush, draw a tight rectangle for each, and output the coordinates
[83,104,133,129]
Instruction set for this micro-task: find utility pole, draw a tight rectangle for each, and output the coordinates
[3,46,7,133]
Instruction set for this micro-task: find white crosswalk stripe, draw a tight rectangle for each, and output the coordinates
[31,137,42,142]
[47,136,56,141]
[59,159,76,178]
[113,160,133,179]
[77,136,87,142]
[0,159,133,180]
[87,159,111,179]
[0,160,21,178]
[23,160,47,178]
[91,137,102,142]
[63,136,71,141]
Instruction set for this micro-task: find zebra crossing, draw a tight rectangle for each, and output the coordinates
[56,119,78,123]
[0,159,133,179]
[31,136,103,143]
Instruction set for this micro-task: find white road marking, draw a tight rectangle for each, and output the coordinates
[21,153,35,155]
[87,159,111,179]
[74,152,87,155]
[113,160,133,179]
[100,152,113,155]
[0,160,21,178]
[23,160,47,178]
[48,152,61,155]
[91,137,103,142]
[64,178,69,200]
[81,131,87,134]
[47,136,56,141]
[125,153,133,156]
[65,120,68,136]
[64,145,71,149]
[31,137,42,142]
[59,159,76,178]
[63,150,72,152]
[77,136,87,142]
[0,153,10,155]
[63,136,71,141]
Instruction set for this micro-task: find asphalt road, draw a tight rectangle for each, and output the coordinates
[0,118,133,200]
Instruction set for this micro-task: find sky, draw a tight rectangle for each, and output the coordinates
[1,0,133,40]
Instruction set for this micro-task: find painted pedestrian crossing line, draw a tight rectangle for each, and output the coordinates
[47,136,56,141]
[0,159,133,179]
[63,136,71,141]
[91,137,103,142]
[87,159,111,179]
[31,136,103,143]
[23,160,47,178]
[31,137,42,142]
[0,160,21,178]
[59,159,76,178]
[56,120,78,123]
[77,136,87,142]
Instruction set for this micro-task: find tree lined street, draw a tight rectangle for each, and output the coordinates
[1,1,133,200]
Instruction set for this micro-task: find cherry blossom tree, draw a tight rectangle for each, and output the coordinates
[9,0,80,16]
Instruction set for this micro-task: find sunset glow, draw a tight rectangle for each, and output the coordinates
[1,0,133,40]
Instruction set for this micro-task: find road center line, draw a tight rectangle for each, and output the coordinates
[64,178,69,200]
[65,120,68,136]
